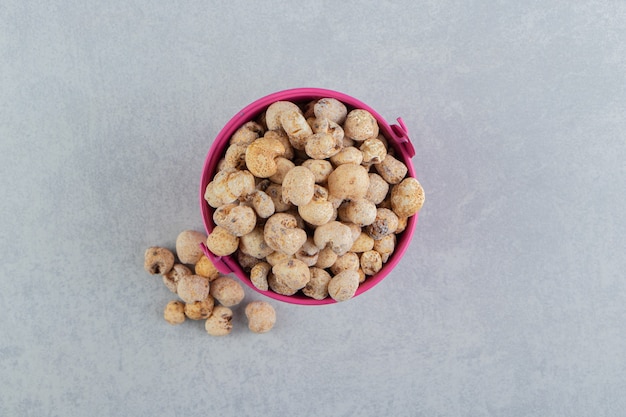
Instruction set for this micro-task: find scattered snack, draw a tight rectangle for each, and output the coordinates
[164,301,186,325]
[245,301,276,333]
[184,295,215,320]
[175,230,208,264]
[202,98,425,302]
[209,276,245,307]
[204,305,234,336]
[143,233,277,336]
[144,247,175,275]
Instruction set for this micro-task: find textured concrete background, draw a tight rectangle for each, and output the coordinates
[2,1,625,416]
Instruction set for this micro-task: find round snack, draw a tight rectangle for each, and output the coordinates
[327,163,370,201]
[204,305,233,336]
[302,267,332,300]
[250,262,271,291]
[162,263,191,293]
[184,295,215,320]
[209,276,245,307]
[343,109,379,142]
[328,270,360,302]
[164,300,186,325]
[176,274,210,304]
[144,247,175,275]
[272,258,310,291]
[194,255,219,281]
[176,230,208,264]
[245,301,276,333]
[206,226,239,256]
[391,177,425,218]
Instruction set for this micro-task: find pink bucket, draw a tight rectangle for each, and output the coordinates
[200,88,418,305]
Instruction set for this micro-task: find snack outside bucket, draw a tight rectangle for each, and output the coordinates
[200,88,419,305]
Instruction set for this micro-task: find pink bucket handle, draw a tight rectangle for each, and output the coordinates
[389,117,415,159]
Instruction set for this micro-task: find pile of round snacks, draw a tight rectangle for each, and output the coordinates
[144,230,276,335]
[204,98,425,302]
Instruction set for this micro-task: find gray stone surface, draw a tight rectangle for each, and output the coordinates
[2,1,625,416]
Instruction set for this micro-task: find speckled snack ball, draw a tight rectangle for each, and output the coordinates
[209,276,245,307]
[176,230,208,264]
[176,274,210,304]
[144,247,175,275]
[184,295,215,320]
[204,305,233,336]
[164,300,186,325]
[245,301,276,333]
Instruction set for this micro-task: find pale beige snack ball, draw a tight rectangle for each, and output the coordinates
[375,154,408,185]
[267,273,299,296]
[265,101,302,130]
[391,177,425,218]
[176,274,210,304]
[330,252,360,275]
[330,146,363,166]
[164,300,186,325]
[239,227,274,259]
[266,251,294,267]
[222,143,248,171]
[366,208,399,240]
[250,262,271,291]
[245,136,286,178]
[281,166,315,206]
[237,250,262,272]
[360,250,383,276]
[337,198,377,227]
[184,295,215,320]
[205,305,233,336]
[227,170,256,197]
[314,246,338,269]
[365,173,389,205]
[264,129,294,160]
[373,234,396,263]
[280,109,313,150]
[272,258,311,291]
[229,121,264,146]
[298,185,334,226]
[213,203,256,237]
[176,230,208,264]
[304,132,342,160]
[295,238,320,266]
[162,263,191,293]
[194,255,220,281]
[328,270,360,302]
[206,226,239,256]
[265,183,292,212]
[303,267,332,300]
[350,232,375,253]
[301,159,333,183]
[264,213,307,256]
[310,117,345,145]
[313,98,348,124]
[244,190,275,219]
[360,137,387,166]
[313,221,353,256]
[395,216,408,234]
[245,301,276,334]
[268,157,296,184]
[209,276,245,307]
[343,109,379,142]
[327,163,370,201]
[144,247,175,275]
